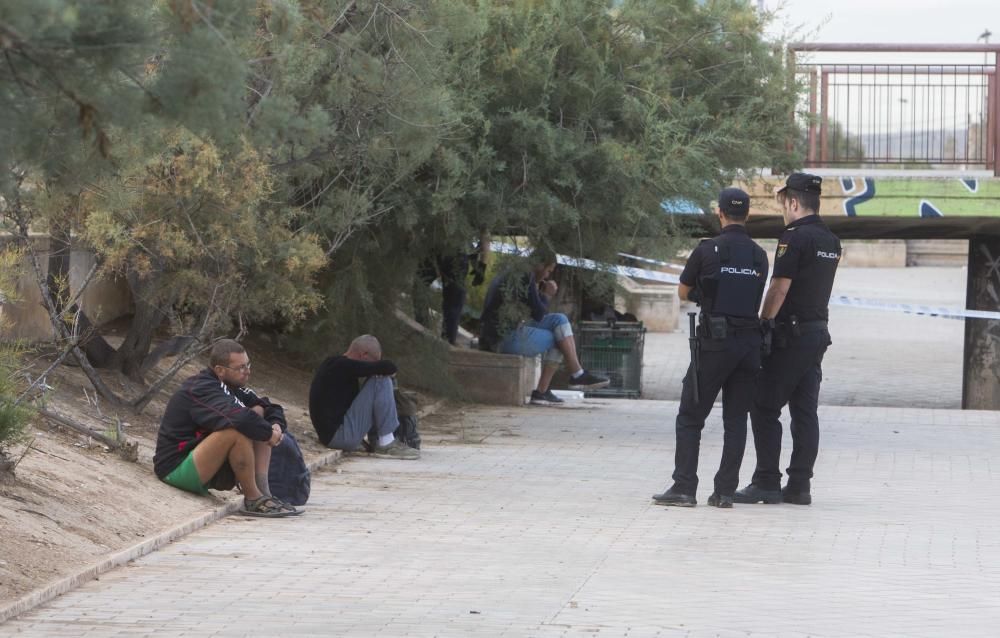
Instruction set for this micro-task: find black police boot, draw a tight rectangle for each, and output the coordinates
[733,483,783,504]
[651,486,696,507]
[707,493,733,508]
[781,485,812,505]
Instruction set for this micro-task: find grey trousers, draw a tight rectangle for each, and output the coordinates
[328,376,399,451]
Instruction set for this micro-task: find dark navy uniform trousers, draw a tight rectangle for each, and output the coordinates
[673,329,761,496]
[749,329,829,492]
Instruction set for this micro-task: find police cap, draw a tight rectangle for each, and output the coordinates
[718,187,750,217]
[777,172,823,195]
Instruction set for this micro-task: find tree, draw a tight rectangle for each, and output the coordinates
[300,0,799,344]
[0,1,323,407]
[0,248,31,465]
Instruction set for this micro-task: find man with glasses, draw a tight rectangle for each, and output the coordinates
[154,339,301,517]
[309,334,420,459]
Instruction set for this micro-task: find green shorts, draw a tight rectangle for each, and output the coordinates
[162,453,210,495]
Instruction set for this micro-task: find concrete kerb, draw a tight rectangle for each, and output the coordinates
[0,398,446,625]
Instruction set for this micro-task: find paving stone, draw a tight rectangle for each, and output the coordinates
[4,399,1000,637]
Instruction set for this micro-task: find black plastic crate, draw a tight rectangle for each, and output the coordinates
[577,320,646,398]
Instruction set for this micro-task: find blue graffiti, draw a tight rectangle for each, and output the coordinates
[920,201,944,217]
[843,178,875,217]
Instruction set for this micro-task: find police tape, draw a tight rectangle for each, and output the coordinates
[828,296,1000,321]
[491,242,1000,321]
[490,242,680,285]
[617,252,684,271]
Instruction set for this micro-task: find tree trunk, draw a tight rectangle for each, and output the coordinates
[45,230,116,367]
[111,271,167,381]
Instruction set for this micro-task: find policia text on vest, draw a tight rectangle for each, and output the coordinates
[653,187,768,509]
[736,172,841,508]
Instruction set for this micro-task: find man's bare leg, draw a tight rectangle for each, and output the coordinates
[253,441,272,497]
[555,335,583,374]
[191,430,262,500]
[537,363,559,393]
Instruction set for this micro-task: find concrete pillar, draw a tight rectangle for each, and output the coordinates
[963,236,1000,409]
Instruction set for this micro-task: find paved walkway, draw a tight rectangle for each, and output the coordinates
[642,267,966,408]
[5,399,1000,637]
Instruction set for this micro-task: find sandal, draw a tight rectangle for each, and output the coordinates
[239,496,296,518]
[270,496,304,516]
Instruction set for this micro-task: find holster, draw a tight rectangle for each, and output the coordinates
[699,315,728,340]
[760,318,775,358]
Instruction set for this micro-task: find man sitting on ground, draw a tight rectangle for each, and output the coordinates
[479,248,610,405]
[308,335,419,459]
[153,339,300,517]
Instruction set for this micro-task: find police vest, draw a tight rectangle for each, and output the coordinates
[699,238,766,318]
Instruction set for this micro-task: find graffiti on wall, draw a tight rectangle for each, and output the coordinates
[838,178,1000,217]
[738,176,1000,219]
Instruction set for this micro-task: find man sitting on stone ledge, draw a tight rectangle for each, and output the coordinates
[308,335,420,459]
[153,339,301,518]
[479,248,610,406]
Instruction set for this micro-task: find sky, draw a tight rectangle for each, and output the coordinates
[762,0,997,46]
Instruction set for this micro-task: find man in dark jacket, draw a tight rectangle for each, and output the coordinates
[479,249,609,406]
[154,339,299,518]
[309,335,419,459]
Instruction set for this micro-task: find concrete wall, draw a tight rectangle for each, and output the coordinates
[615,277,680,333]
[448,348,536,406]
[905,240,969,267]
[0,236,132,342]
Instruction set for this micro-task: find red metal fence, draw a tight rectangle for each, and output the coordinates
[789,44,1000,175]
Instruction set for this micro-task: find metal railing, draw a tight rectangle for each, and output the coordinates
[788,44,1000,175]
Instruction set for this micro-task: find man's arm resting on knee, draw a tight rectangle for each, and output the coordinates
[187,379,273,442]
[343,359,398,378]
[236,386,287,432]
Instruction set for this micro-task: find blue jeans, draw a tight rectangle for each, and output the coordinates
[498,313,573,364]
[329,376,398,451]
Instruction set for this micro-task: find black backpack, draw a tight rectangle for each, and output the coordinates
[393,388,421,450]
[268,431,311,505]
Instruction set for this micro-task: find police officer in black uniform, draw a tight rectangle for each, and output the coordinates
[735,173,841,506]
[652,188,768,508]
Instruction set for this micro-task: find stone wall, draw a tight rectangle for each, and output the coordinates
[0,236,132,342]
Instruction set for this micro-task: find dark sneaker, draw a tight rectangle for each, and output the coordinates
[530,389,565,406]
[707,493,733,508]
[651,486,697,507]
[567,370,611,391]
[372,439,420,460]
[781,489,812,505]
[733,483,783,504]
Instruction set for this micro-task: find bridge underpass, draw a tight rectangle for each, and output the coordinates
[665,42,1000,409]
[675,171,1000,410]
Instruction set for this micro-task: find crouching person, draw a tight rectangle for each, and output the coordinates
[309,335,419,459]
[153,339,302,517]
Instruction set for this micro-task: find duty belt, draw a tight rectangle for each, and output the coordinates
[776,319,828,335]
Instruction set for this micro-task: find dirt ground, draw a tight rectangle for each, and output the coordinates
[0,336,453,603]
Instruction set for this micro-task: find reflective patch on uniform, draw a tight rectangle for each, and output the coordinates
[776,243,788,258]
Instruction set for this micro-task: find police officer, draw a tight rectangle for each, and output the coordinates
[735,173,841,506]
[653,188,768,508]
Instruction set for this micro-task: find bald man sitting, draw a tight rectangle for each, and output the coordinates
[308,335,419,460]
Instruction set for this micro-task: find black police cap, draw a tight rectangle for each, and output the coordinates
[777,172,823,194]
[718,187,750,216]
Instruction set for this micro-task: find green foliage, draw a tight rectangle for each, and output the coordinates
[297,0,799,350]
[0,250,33,455]
[1,0,801,391]
[0,341,30,454]
[83,131,325,335]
